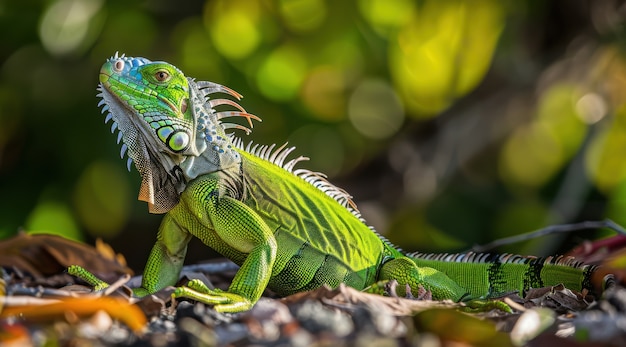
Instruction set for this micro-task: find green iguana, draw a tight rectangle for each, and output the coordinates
[70,53,600,313]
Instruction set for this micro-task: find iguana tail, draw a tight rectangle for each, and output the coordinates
[407,252,599,300]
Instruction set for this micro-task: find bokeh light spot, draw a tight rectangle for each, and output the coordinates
[256,46,307,101]
[500,84,587,190]
[576,93,607,124]
[536,84,587,158]
[39,0,104,56]
[206,1,261,60]
[279,0,326,32]
[585,108,626,193]
[73,161,131,238]
[499,124,562,188]
[301,66,347,121]
[348,79,404,139]
[358,0,415,35]
[26,200,82,241]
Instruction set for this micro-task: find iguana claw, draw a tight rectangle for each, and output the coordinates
[173,279,253,313]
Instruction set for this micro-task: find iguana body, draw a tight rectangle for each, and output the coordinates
[79,54,597,312]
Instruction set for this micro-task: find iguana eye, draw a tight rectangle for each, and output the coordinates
[114,60,124,72]
[155,70,170,82]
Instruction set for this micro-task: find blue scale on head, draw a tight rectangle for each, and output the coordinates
[130,70,141,81]
[131,57,147,67]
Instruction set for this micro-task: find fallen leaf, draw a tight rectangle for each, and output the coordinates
[0,296,147,332]
[0,233,131,280]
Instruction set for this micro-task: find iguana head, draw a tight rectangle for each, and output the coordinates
[97,53,257,213]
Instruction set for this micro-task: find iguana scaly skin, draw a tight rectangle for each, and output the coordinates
[72,53,598,313]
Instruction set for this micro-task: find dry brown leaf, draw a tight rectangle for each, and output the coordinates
[281,283,458,316]
[0,233,132,280]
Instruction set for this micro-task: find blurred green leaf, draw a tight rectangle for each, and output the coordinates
[38,0,105,57]
[26,200,82,242]
[389,0,504,116]
[585,106,626,193]
[205,0,262,60]
[256,45,307,101]
[73,160,131,238]
[500,84,587,189]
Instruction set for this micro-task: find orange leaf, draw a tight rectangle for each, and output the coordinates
[0,297,147,332]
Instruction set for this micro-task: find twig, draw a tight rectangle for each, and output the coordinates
[469,219,626,253]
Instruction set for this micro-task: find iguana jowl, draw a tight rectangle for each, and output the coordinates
[73,53,598,313]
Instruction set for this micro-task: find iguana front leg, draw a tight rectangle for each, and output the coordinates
[170,179,278,312]
[70,181,278,313]
[68,214,192,296]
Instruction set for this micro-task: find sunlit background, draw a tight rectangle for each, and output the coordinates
[1,0,626,269]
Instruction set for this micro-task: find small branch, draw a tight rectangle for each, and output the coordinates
[469,219,626,253]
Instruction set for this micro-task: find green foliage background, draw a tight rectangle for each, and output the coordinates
[1,0,626,269]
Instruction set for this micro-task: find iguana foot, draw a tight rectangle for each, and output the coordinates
[67,265,110,291]
[173,279,253,313]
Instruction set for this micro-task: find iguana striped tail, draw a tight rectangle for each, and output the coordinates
[408,252,598,300]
